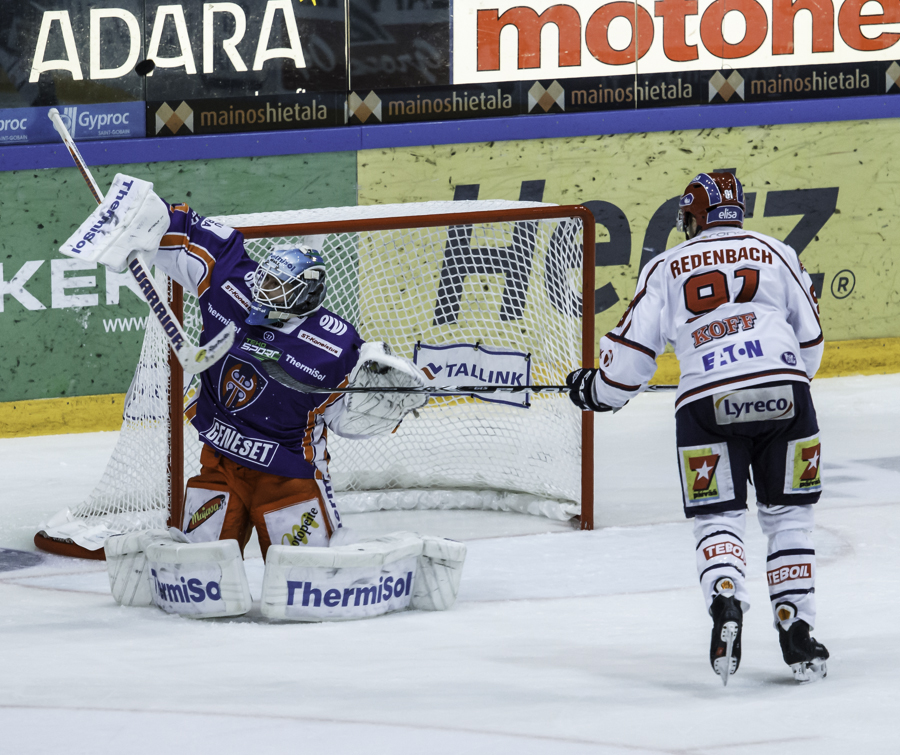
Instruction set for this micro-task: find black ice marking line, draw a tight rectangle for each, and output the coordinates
[46,108,234,374]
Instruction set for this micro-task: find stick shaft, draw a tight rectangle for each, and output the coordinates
[308,383,676,395]
[48,109,104,204]
[46,108,234,373]
[326,384,569,395]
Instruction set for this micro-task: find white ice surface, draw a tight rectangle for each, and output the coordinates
[1,375,898,754]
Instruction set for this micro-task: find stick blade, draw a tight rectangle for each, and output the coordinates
[179,322,236,374]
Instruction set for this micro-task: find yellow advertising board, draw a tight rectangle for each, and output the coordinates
[358,116,900,346]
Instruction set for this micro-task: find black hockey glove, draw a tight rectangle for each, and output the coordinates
[565,369,615,413]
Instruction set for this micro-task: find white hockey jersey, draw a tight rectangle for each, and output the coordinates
[592,226,824,412]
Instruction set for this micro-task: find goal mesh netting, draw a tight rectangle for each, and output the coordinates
[36,201,594,556]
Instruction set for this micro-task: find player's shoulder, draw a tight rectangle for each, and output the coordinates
[296,308,363,352]
[666,227,794,258]
[307,307,358,336]
[168,204,243,252]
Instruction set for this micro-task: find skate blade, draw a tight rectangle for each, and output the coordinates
[714,622,739,686]
[791,658,827,683]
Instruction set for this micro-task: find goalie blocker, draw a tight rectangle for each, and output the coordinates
[105,530,466,621]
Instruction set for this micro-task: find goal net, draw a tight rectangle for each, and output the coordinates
[35,201,595,558]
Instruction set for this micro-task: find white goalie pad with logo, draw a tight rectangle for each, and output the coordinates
[260,532,467,621]
[105,528,171,607]
[105,529,251,618]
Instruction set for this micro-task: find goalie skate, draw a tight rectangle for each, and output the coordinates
[710,594,743,686]
[779,620,829,683]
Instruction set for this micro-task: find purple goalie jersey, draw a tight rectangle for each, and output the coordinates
[154,203,364,479]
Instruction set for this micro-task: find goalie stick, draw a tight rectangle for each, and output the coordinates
[48,108,234,375]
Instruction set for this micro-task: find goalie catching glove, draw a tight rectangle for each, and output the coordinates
[338,342,429,437]
[59,173,169,273]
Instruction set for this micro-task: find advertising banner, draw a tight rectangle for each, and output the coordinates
[138,0,346,99]
[148,92,343,137]
[0,101,145,144]
[1,1,346,123]
[453,0,900,84]
[3,1,900,133]
[0,0,145,111]
[356,117,900,342]
[347,81,520,123]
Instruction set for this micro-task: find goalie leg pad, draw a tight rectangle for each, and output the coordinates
[260,532,425,621]
[411,537,468,611]
[145,536,251,618]
[105,529,171,607]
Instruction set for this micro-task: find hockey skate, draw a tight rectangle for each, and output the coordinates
[779,620,829,682]
[710,594,743,686]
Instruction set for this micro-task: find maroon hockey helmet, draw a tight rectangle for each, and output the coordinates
[676,172,745,233]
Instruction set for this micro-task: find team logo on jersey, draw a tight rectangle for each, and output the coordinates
[185,495,226,534]
[680,443,735,506]
[319,314,348,336]
[219,356,268,411]
[781,352,798,366]
[784,436,822,493]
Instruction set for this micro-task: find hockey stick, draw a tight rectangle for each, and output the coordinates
[48,108,234,374]
[263,362,677,396]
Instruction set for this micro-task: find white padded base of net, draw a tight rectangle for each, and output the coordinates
[336,489,578,521]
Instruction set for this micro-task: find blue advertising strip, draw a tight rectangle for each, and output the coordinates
[2,95,899,172]
[0,102,146,146]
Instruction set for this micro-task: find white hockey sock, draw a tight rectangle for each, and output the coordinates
[758,504,817,630]
[694,510,751,613]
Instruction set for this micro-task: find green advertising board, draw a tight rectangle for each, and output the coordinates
[0,152,357,403]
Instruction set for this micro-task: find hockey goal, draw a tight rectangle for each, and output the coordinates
[35,200,595,559]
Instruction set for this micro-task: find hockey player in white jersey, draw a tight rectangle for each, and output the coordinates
[567,172,829,684]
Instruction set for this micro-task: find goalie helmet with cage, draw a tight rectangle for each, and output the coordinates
[676,172,745,233]
[246,245,326,325]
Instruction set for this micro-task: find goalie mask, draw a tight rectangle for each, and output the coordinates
[676,172,745,235]
[246,246,326,325]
